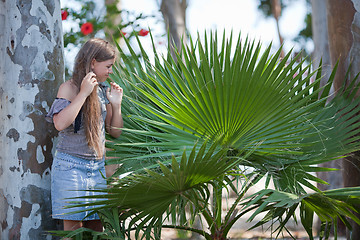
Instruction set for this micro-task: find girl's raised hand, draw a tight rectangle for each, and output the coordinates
[106,82,123,106]
[80,72,98,97]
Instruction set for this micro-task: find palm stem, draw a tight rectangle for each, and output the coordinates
[162,225,212,240]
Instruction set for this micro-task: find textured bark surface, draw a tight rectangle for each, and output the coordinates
[327,0,355,91]
[312,0,341,194]
[311,0,332,89]
[326,0,360,238]
[0,0,63,239]
[344,2,360,239]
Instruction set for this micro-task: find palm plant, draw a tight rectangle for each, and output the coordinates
[65,31,360,240]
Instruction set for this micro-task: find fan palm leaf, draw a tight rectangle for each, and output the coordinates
[68,31,360,239]
[109,31,360,184]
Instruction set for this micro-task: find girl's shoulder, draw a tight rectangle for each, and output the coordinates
[57,80,78,101]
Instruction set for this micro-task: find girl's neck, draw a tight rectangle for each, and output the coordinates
[69,78,79,89]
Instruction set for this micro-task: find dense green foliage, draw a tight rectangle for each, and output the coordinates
[57,31,360,240]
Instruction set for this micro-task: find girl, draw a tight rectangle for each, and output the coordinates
[46,38,123,232]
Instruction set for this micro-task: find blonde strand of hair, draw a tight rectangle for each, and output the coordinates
[83,87,103,158]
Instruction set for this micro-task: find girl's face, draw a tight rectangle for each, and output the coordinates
[91,58,115,82]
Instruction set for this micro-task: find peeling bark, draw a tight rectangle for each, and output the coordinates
[0,0,64,239]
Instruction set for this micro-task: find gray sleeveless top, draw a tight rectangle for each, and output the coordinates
[46,83,109,160]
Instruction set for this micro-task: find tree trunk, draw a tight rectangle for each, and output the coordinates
[312,0,343,196]
[271,0,284,58]
[326,0,360,239]
[311,0,332,89]
[160,0,187,59]
[343,2,360,239]
[327,0,355,92]
[105,0,122,41]
[0,0,64,239]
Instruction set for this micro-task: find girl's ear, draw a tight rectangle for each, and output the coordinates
[90,58,96,71]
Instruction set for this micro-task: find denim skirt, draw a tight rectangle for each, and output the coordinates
[51,151,106,220]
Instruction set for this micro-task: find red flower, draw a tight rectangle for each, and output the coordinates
[121,31,127,37]
[61,9,68,20]
[138,29,149,36]
[81,22,94,35]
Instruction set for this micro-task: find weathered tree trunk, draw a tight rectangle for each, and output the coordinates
[327,0,355,92]
[342,2,360,238]
[0,0,64,239]
[311,0,332,89]
[326,0,360,239]
[160,0,187,58]
[312,0,344,202]
[271,0,284,58]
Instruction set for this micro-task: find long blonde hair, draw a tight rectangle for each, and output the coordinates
[72,38,116,158]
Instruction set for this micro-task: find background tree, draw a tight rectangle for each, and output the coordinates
[257,0,289,57]
[259,1,360,237]
[271,0,284,57]
[0,0,64,239]
[160,0,187,58]
[310,0,331,90]
[104,0,122,40]
[310,0,346,235]
[325,1,360,238]
[257,0,312,57]
[61,0,154,79]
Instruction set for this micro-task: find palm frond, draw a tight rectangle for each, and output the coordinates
[242,187,360,240]
[69,141,246,238]
[97,30,360,239]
